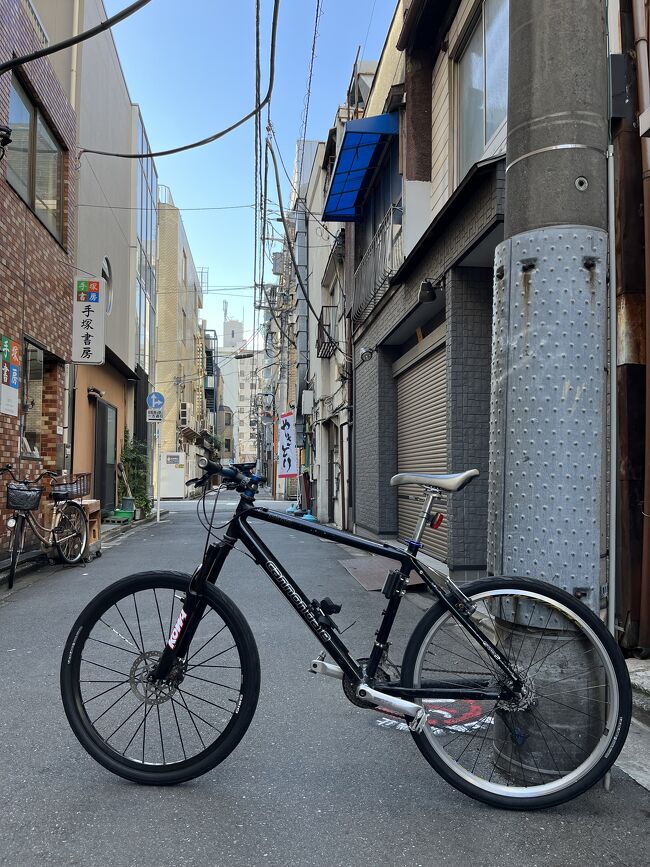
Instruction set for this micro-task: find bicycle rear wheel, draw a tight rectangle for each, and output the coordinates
[401,577,631,810]
[55,501,87,563]
[61,571,260,784]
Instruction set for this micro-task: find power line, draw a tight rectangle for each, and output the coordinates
[296,0,324,192]
[267,137,346,357]
[78,0,281,160]
[76,202,268,212]
[270,125,338,240]
[0,0,154,77]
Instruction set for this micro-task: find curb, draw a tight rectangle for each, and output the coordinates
[101,510,169,544]
[628,659,650,719]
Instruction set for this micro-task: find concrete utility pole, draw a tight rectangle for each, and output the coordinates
[488,0,609,613]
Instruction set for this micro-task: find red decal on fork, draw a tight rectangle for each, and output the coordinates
[167,609,188,650]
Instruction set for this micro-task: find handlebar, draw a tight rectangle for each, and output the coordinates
[195,457,266,489]
[2,464,60,484]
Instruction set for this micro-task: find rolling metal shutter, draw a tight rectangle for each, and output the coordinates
[396,345,448,561]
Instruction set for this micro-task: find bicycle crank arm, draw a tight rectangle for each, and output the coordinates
[309,659,344,679]
[356,684,428,733]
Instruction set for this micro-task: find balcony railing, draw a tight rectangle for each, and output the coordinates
[352,206,404,324]
[316,306,338,358]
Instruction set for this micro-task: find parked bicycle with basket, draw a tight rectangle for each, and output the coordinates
[2,464,89,589]
[60,458,631,810]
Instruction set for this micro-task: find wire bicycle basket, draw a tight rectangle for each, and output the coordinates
[51,473,91,502]
[6,482,43,511]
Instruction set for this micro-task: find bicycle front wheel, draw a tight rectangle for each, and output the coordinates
[401,577,631,810]
[61,571,260,784]
[7,514,25,590]
[55,501,87,563]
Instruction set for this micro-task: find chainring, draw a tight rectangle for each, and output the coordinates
[342,657,392,708]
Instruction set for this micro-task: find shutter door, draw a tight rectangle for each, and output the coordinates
[396,346,448,561]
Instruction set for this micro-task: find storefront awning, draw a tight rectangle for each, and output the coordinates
[322,113,399,222]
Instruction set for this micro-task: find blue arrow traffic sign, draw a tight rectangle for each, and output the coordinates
[147,391,165,410]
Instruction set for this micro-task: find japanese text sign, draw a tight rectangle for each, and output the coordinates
[0,334,20,417]
[72,277,105,364]
[277,411,298,479]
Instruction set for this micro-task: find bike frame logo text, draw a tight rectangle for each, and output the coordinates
[168,609,188,649]
[266,560,330,641]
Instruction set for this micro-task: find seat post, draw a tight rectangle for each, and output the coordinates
[412,488,438,546]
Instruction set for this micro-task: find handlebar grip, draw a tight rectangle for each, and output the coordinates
[197,457,222,475]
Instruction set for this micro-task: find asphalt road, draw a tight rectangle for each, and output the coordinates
[1,493,648,867]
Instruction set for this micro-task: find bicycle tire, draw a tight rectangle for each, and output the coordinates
[61,571,260,785]
[401,576,632,810]
[7,514,24,590]
[55,501,87,564]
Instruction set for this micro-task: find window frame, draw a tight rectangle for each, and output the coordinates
[454,0,508,184]
[21,340,45,460]
[6,74,64,243]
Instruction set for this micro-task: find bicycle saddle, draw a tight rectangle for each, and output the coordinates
[389,469,479,492]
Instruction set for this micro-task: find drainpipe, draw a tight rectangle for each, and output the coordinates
[607,143,618,637]
[632,0,650,648]
[70,0,81,108]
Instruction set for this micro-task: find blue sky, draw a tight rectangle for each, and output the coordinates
[103,0,396,342]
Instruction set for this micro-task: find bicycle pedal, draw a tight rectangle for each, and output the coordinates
[408,708,428,734]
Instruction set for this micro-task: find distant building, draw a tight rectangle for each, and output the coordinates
[156,186,210,493]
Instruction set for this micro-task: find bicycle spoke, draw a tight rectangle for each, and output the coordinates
[175,692,207,749]
[153,589,166,643]
[156,703,166,765]
[89,685,132,725]
[186,625,228,664]
[87,636,139,656]
[114,602,143,653]
[81,658,129,678]
[83,680,130,704]
[183,672,241,691]
[171,695,222,734]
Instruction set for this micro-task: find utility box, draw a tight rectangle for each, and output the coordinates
[160,452,186,499]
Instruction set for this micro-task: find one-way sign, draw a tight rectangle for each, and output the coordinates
[147,408,163,423]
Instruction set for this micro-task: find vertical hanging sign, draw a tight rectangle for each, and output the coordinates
[277,411,298,479]
[72,277,106,364]
[0,335,20,417]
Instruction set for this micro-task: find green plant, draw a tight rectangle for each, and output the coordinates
[118,428,152,517]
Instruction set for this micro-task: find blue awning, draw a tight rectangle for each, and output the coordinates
[322,113,399,222]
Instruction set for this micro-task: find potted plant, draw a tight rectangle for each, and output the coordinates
[118,429,152,520]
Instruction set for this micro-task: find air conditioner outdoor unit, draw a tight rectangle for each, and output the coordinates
[179,401,194,429]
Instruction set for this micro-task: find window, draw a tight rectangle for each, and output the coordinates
[225,438,231,451]
[457,0,509,180]
[7,76,63,240]
[22,342,43,457]
[225,412,232,426]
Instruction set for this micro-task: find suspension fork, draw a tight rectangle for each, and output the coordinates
[148,537,235,682]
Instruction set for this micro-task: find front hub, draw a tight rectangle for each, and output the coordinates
[131,651,183,705]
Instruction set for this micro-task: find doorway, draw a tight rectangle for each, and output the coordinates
[94,399,117,516]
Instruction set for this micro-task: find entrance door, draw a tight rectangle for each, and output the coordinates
[95,399,117,516]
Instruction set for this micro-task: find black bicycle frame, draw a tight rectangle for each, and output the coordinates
[152,497,519,700]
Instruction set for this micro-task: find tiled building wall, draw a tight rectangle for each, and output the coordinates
[0,0,77,557]
[352,167,503,570]
[446,266,493,576]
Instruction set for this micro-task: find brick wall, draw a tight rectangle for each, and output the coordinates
[0,0,77,557]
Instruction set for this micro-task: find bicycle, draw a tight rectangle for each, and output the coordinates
[60,458,632,810]
[2,465,89,589]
